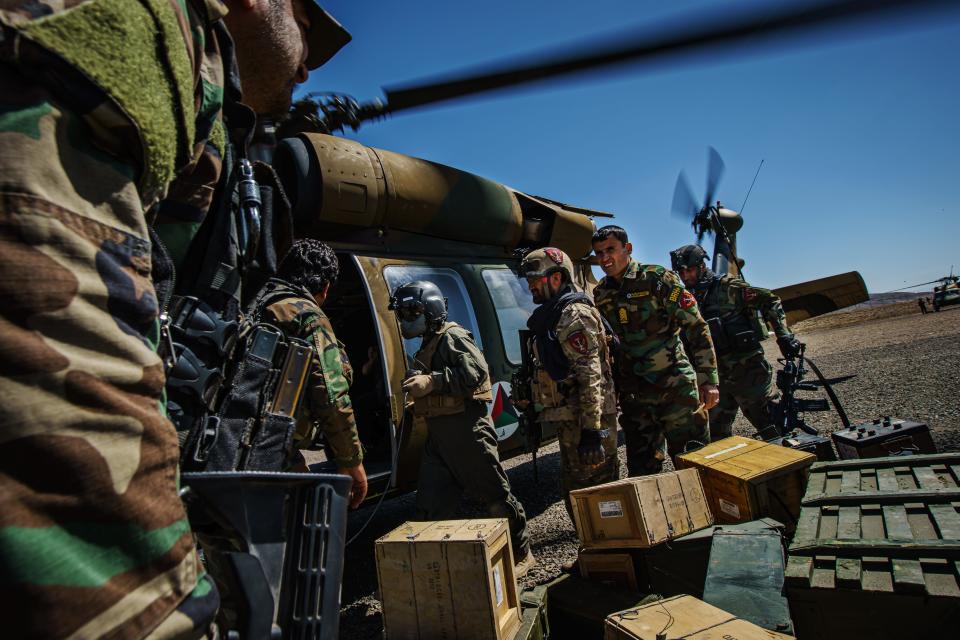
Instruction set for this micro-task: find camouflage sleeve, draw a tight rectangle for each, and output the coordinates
[730,280,791,337]
[662,270,719,385]
[297,310,363,468]
[433,328,490,397]
[555,305,605,431]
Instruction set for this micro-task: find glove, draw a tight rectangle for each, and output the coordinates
[402,374,435,399]
[776,334,802,359]
[577,428,608,466]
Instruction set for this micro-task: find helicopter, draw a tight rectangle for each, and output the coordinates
[670,148,869,325]
[261,0,957,506]
[895,268,960,312]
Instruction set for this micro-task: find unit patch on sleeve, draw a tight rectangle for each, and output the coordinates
[618,308,629,325]
[668,287,681,303]
[567,331,590,355]
[680,290,696,309]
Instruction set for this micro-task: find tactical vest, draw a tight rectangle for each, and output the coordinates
[530,342,575,421]
[413,322,493,418]
[529,304,616,422]
[695,275,762,356]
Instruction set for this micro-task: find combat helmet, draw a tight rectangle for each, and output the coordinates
[520,247,576,283]
[389,280,448,337]
[670,244,709,271]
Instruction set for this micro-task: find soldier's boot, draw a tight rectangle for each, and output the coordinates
[489,495,532,574]
[515,548,537,578]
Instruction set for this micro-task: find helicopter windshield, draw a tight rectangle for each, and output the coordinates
[481,268,537,365]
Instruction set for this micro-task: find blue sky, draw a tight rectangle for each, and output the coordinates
[304,1,959,293]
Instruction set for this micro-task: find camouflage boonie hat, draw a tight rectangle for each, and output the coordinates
[521,247,576,282]
[670,244,708,271]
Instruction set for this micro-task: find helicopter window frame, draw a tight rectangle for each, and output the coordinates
[480,267,537,366]
[382,264,483,365]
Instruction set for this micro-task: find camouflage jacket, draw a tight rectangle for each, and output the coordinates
[692,273,791,369]
[594,260,718,389]
[259,280,363,468]
[0,1,229,637]
[529,300,617,428]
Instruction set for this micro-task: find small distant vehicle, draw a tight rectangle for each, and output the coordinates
[895,268,959,312]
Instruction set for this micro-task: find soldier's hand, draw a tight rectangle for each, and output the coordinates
[402,374,435,398]
[777,334,802,359]
[578,429,608,466]
[699,383,720,410]
[512,396,530,410]
[340,463,369,509]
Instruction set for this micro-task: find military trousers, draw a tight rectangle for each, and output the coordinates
[549,414,620,523]
[415,402,530,556]
[618,376,710,476]
[710,351,777,440]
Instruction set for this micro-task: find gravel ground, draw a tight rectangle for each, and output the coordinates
[337,304,960,638]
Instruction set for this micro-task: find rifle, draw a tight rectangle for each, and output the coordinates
[763,342,850,440]
[512,329,542,481]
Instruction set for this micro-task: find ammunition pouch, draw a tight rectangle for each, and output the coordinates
[706,314,761,356]
[531,368,564,409]
[169,290,311,472]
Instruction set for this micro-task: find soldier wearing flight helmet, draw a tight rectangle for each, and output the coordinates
[391,280,534,575]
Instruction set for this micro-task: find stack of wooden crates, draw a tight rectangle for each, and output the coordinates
[786,452,960,638]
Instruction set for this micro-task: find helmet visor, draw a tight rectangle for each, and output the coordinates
[395,303,423,322]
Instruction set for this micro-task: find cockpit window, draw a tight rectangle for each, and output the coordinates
[384,266,482,367]
[481,268,537,365]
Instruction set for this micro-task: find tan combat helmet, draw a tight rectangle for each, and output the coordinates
[520,247,576,283]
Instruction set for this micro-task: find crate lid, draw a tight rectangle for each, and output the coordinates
[606,595,793,639]
[568,467,700,495]
[377,519,509,545]
[679,436,815,483]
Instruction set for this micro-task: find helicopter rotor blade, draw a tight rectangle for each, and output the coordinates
[891,279,945,291]
[368,0,957,120]
[704,146,725,213]
[671,172,699,222]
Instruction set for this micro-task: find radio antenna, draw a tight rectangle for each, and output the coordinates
[739,159,764,217]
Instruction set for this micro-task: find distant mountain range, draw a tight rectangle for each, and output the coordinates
[844,291,931,311]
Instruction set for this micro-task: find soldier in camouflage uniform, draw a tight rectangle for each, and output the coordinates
[518,248,619,522]
[592,226,720,476]
[671,244,802,440]
[391,280,534,574]
[0,2,347,636]
[254,240,367,506]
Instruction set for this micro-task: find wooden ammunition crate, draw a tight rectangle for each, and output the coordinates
[578,551,639,590]
[579,518,785,598]
[570,469,712,549]
[604,595,794,640]
[677,436,815,530]
[546,574,658,640]
[375,519,521,640]
[786,453,960,639]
